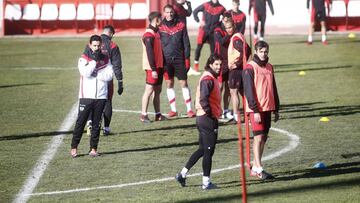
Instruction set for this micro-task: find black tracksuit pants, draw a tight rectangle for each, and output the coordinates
[185,115,219,177]
[71,98,107,150]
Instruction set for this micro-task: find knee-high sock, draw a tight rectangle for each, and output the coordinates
[182,87,192,112]
[167,88,176,112]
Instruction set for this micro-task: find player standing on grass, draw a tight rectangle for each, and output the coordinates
[193,0,225,72]
[249,0,274,43]
[71,35,114,158]
[243,41,279,180]
[140,12,166,123]
[307,0,331,45]
[86,25,123,136]
[225,0,247,35]
[214,15,235,120]
[175,54,222,190]
[173,0,200,76]
[227,31,251,122]
[159,5,195,118]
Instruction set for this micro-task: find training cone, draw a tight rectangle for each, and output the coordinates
[348,33,356,39]
[299,71,306,76]
[313,162,326,169]
[319,117,330,122]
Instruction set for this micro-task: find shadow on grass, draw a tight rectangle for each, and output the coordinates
[276,65,352,73]
[177,161,360,203]
[280,103,360,119]
[0,130,73,141]
[98,137,239,156]
[0,83,44,88]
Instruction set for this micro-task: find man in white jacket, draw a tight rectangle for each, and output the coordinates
[71,35,114,158]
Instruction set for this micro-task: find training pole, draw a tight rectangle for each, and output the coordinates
[236,113,247,203]
[242,96,251,170]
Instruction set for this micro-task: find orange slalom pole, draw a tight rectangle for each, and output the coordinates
[242,96,251,171]
[236,113,247,203]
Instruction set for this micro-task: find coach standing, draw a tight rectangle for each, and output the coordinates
[159,5,195,118]
[70,35,114,158]
[175,54,222,190]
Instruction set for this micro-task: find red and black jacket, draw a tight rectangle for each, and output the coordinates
[173,1,192,24]
[249,0,274,16]
[100,34,122,81]
[159,18,191,60]
[214,24,232,71]
[226,10,246,34]
[193,1,226,33]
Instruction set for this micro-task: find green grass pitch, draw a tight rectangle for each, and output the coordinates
[0,34,359,203]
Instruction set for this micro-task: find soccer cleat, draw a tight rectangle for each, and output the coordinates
[70,148,78,158]
[140,114,151,123]
[175,173,186,187]
[187,67,201,76]
[86,120,92,136]
[322,40,328,45]
[103,127,111,136]
[202,182,217,190]
[167,111,178,118]
[250,168,274,180]
[155,114,167,121]
[89,150,100,157]
[187,110,196,118]
[307,41,312,45]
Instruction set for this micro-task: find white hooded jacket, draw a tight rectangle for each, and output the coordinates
[77,55,113,99]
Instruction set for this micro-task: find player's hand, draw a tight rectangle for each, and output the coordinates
[91,70,98,77]
[151,71,158,79]
[117,80,123,95]
[254,112,261,124]
[274,112,279,122]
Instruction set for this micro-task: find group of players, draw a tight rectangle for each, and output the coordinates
[70,0,329,189]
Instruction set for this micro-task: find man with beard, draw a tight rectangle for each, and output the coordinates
[175,54,223,190]
[70,35,114,158]
[242,41,280,180]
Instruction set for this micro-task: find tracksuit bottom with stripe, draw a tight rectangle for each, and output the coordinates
[71,98,107,150]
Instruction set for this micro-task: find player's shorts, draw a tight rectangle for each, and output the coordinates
[164,58,188,81]
[228,68,243,91]
[254,11,266,24]
[249,111,272,136]
[311,8,326,23]
[218,66,229,83]
[197,26,211,45]
[145,68,163,86]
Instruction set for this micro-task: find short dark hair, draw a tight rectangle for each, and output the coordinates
[255,40,269,51]
[103,25,115,35]
[89,35,102,44]
[205,54,223,71]
[223,12,232,19]
[163,4,174,11]
[148,11,161,22]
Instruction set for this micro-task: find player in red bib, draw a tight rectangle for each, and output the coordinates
[243,41,280,180]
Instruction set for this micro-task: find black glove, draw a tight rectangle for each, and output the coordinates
[186,1,191,6]
[117,80,123,95]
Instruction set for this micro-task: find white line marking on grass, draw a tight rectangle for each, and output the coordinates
[10,67,76,70]
[28,125,300,197]
[13,102,78,203]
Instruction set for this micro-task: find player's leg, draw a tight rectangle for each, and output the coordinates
[154,69,166,121]
[165,63,178,117]
[194,27,206,71]
[253,11,259,43]
[140,84,154,123]
[259,14,266,41]
[89,99,106,156]
[320,9,327,44]
[103,80,114,135]
[308,8,316,44]
[71,98,93,157]
[175,59,195,117]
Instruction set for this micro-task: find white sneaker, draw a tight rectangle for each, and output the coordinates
[187,67,201,76]
[225,112,234,120]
